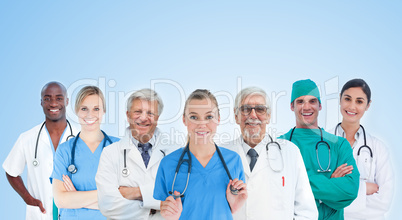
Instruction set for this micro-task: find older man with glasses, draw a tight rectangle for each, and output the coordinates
[221,86,318,220]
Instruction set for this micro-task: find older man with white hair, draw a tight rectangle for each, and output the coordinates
[221,86,318,220]
[96,88,178,220]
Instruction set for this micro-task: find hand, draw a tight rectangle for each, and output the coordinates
[26,197,46,214]
[160,191,182,220]
[226,179,247,214]
[366,182,379,195]
[331,163,353,178]
[118,186,142,200]
[6,174,46,214]
[62,175,76,192]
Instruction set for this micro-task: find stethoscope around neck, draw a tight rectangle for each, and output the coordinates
[121,148,166,177]
[121,134,166,177]
[67,130,112,174]
[289,126,332,173]
[335,123,373,180]
[265,135,284,172]
[33,120,74,167]
[169,143,239,199]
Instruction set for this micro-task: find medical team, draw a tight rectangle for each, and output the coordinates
[3,79,394,220]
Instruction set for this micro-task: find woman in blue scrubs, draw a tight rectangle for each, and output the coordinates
[52,86,119,220]
[153,89,247,220]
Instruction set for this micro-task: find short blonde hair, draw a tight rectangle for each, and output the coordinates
[183,89,219,116]
[75,86,106,113]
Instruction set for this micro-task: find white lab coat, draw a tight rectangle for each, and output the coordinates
[330,126,394,220]
[96,127,179,220]
[220,135,318,220]
[2,122,77,220]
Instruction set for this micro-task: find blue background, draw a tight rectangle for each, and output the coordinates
[1,1,401,219]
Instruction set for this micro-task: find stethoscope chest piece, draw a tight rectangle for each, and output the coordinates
[171,192,184,199]
[68,164,77,174]
[230,186,239,195]
[122,168,130,177]
[32,159,39,167]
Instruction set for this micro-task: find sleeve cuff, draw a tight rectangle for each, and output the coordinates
[139,183,161,210]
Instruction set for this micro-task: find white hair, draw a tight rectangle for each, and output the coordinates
[126,88,164,115]
[234,86,271,115]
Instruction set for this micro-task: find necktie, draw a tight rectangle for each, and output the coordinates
[248,148,258,171]
[138,142,152,168]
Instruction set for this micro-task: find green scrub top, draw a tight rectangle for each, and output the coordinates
[279,128,359,220]
[53,200,58,220]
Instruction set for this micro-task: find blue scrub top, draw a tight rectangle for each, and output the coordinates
[153,146,245,220]
[52,133,119,220]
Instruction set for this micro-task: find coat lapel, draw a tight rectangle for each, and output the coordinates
[147,142,164,169]
[249,144,269,177]
[38,124,52,152]
[232,138,251,178]
[121,133,148,171]
[122,127,165,172]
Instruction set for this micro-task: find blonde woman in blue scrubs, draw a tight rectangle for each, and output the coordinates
[52,86,119,219]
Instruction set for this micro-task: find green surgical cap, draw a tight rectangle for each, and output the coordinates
[291,79,321,103]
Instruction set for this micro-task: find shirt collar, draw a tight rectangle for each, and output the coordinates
[122,127,159,150]
[336,124,362,148]
[130,129,158,147]
[240,134,271,156]
[337,124,361,140]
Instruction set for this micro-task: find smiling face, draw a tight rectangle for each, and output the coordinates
[183,98,220,146]
[235,94,270,147]
[340,87,370,125]
[291,95,322,129]
[76,94,104,131]
[41,83,68,122]
[126,98,159,143]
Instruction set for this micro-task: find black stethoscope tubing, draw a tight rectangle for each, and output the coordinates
[334,123,373,180]
[266,135,284,172]
[169,143,239,199]
[334,123,373,157]
[289,127,332,173]
[122,149,129,177]
[67,130,112,174]
[121,149,165,177]
[33,120,74,167]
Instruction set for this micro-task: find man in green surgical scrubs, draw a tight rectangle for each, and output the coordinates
[279,79,360,220]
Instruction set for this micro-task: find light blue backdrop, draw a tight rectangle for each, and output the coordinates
[1,1,400,219]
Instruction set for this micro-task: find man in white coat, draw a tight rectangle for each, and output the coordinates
[96,88,178,220]
[3,82,77,220]
[220,87,318,220]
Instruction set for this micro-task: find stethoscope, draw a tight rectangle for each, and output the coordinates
[33,120,75,167]
[289,127,332,173]
[121,148,166,177]
[67,130,112,174]
[335,123,373,180]
[265,135,284,172]
[169,143,239,199]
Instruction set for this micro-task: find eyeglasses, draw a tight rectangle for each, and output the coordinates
[130,110,157,118]
[238,105,268,116]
